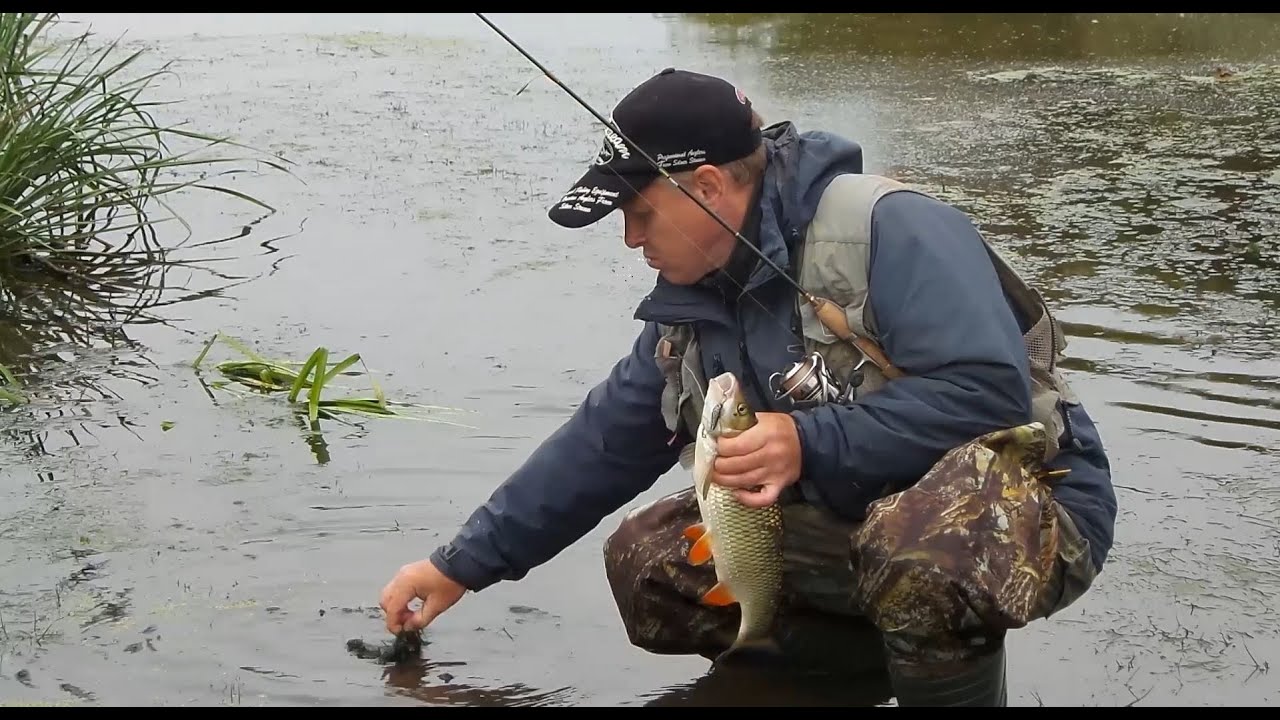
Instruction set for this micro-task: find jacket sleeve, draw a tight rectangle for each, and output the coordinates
[429,321,681,592]
[789,190,1034,518]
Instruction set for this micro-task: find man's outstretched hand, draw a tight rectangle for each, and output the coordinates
[380,559,467,634]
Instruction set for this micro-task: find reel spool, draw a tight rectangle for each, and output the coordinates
[769,352,845,408]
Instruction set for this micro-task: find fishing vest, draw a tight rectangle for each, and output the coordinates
[654,172,1080,464]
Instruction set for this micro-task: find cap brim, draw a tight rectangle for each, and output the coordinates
[547,167,654,229]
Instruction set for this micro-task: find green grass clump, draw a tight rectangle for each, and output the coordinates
[192,332,475,429]
[0,12,288,287]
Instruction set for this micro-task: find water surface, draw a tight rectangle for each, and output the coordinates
[1,12,1277,707]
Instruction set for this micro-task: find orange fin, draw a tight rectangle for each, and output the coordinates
[683,522,706,542]
[687,532,713,566]
[701,581,735,607]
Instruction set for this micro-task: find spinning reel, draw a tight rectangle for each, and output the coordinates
[768,351,868,409]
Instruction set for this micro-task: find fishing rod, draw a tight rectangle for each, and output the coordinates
[472,13,901,382]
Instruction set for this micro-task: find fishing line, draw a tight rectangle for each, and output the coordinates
[473,13,903,388]
[473,14,808,339]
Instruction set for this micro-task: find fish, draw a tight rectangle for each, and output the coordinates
[678,371,785,664]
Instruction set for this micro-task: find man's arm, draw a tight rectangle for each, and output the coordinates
[429,321,681,592]
[789,190,1034,518]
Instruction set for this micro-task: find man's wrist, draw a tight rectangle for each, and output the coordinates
[781,411,804,486]
[429,543,496,593]
[787,410,814,476]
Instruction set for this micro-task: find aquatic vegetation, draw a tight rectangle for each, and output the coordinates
[346,631,423,664]
[0,362,23,405]
[192,332,475,429]
[0,13,288,278]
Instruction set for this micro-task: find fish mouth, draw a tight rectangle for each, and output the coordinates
[709,373,738,397]
[704,373,740,438]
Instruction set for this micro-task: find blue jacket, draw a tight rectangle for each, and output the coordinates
[430,121,1118,590]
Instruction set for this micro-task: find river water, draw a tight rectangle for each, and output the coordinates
[1,12,1278,707]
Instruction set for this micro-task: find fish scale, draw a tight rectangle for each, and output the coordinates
[696,480,784,644]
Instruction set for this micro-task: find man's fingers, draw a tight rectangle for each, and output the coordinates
[382,598,411,633]
[386,608,414,634]
[712,463,768,490]
[713,449,765,478]
[380,577,425,634]
[380,590,407,633]
[715,427,765,457]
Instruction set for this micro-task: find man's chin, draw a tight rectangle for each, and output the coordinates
[657,268,699,285]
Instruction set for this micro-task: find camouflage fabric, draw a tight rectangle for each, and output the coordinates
[853,422,1098,672]
[602,421,1097,676]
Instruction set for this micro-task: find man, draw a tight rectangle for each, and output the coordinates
[380,68,1118,707]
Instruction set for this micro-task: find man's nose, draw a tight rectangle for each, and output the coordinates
[623,223,645,249]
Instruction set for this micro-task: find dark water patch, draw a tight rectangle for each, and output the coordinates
[1132,378,1280,413]
[1133,427,1280,458]
[1060,321,1195,347]
[382,663,581,707]
[638,665,893,707]
[1113,401,1280,432]
[673,13,1280,64]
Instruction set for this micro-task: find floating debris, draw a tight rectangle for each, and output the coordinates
[346,630,423,664]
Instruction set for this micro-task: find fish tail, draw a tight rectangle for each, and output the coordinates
[712,634,785,669]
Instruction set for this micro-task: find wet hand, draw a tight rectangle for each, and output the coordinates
[379,559,467,635]
[711,412,802,507]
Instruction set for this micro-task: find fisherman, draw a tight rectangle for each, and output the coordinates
[379,68,1118,707]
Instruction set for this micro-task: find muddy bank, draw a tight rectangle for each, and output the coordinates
[2,13,1278,706]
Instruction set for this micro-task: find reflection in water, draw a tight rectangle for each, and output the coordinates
[381,657,579,707]
[0,212,304,462]
[0,348,153,473]
[0,210,297,388]
[1112,401,1280,432]
[379,654,894,707]
[640,665,894,707]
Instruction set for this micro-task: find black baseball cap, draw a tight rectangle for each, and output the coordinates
[547,68,760,229]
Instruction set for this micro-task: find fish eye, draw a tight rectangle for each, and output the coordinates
[736,403,747,415]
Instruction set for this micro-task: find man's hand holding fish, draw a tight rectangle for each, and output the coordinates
[709,411,803,508]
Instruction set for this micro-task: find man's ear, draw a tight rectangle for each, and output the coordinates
[690,164,726,205]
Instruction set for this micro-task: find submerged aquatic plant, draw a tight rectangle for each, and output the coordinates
[0,12,287,280]
[192,332,476,429]
[0,362,23,405]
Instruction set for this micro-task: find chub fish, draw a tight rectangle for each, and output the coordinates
[678,371,785,663]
